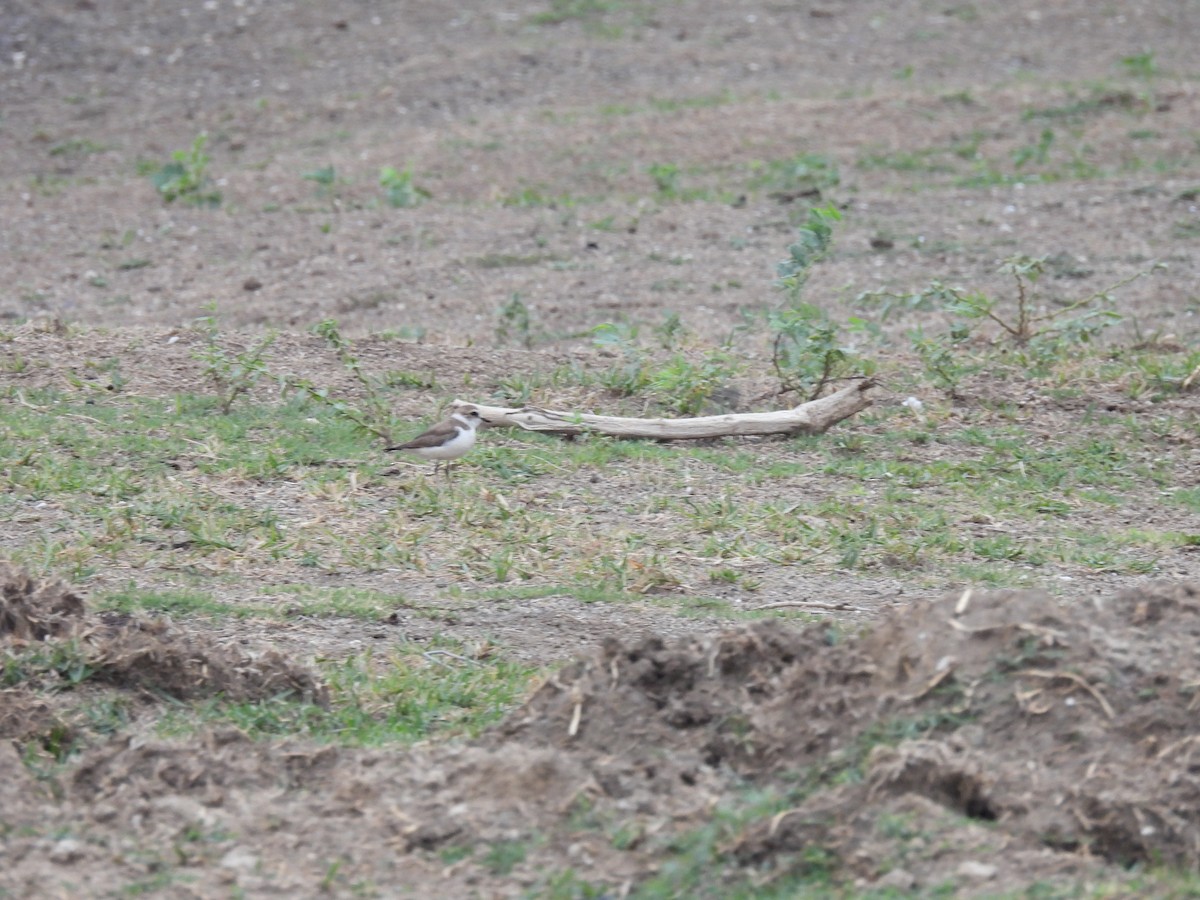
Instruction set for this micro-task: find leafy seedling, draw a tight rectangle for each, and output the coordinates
[151,134,221,206]
[192,307,277,414]
[380,165,431,208]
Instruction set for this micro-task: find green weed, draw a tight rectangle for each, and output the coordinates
[302,164,338,198]
[483,839,528,875]
[941,255,1159,346]
[1120,51,1158,78]
[529,0,622,37]
[868,257,1163,393]
[646,351,740,416]
[1023,87,1144,123]
[768,205,875,398]
[161,638,538,746]
[192,307,277,414]
[150,134,221,206]
[379,165,431,208]
[48,138,106,157]
[747,152,840,199]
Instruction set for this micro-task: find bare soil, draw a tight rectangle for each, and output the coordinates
[2,1,1200,896]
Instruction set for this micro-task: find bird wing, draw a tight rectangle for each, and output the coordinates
[389,421,459,451]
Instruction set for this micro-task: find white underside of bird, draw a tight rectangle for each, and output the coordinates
[402,423,478,461]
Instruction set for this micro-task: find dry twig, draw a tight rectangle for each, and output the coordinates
[1016,668,1116,719]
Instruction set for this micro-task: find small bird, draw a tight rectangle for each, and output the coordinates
[386,407,490,477]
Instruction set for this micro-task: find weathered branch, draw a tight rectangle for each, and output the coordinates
[453,378,875,441]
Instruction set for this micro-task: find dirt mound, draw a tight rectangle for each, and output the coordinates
[0,563,326,748]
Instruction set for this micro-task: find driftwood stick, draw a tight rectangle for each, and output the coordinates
[453,378,874,441]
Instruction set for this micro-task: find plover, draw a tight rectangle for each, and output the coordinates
[386,407,489,477]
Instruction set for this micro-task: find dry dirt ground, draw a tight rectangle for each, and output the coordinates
[2,0,1200,897]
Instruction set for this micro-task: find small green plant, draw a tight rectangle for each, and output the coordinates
[1013,128,1055,169]
[483,840,528,876]
[652,312,686,350]
[530,0,620,36]
[592,321,650,396]
[590,319,738,414]
[884,257,1163,396]
[192,307,277,414]
[748,152,840,199]
[2,638,93,690]
[648,351,739,416]
[648,161,682,197]
[302,164,337,196]
[768,205,874,399]
[910,324,977,397]
[320,859,343,891]
[767,303,866,400]
[775,204,840,303]
[379,165,430,208]
[940,255,1158,347]
[151,134,221,206]
[1121,50,1158,78]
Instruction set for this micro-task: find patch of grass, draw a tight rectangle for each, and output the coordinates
[302,164,338,197]
[1120,50,1158,78]
[1173,219,1200,239]
[648,92,734,114]
[1169,488,1200,514]
[475,252,564,269]
[857,147,957,174]
[260,585,420,619]
[634,784,840,899]
[530,868,611,899]
[1,335,1194,604]
[98,586,269,618]
[529,0,623,36]
[746,152,840,199]
[159,637,539,746]
[501,184,592,208]
[48,138,106,157]
[1023,87,1145,123]
[483,839,529,875]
